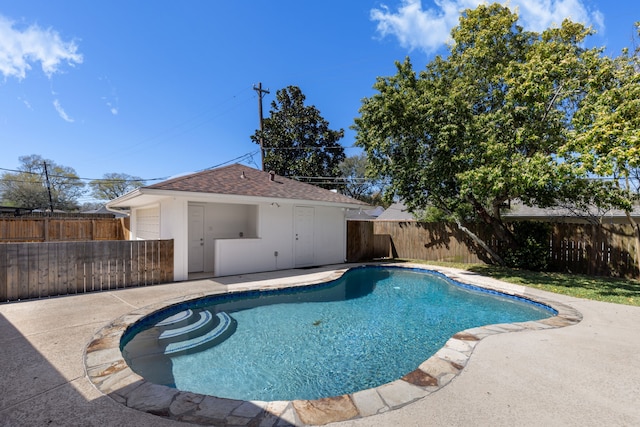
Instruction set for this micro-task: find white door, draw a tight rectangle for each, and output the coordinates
[188,205,205,273]
[294,206,315,267]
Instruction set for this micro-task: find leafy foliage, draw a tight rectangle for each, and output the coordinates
[566,22,640,205]
[0,155,84,211]
[89,173,145,201]
[502,221,551,271]
[338,154,386,205]
[353,4,637,264]
[251,86,345,188]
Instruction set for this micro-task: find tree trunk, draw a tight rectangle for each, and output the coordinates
[453,218,506,266]
[436,199,507,265]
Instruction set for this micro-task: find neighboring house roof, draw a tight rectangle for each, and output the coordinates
[108,164,368,208]
[376,202,416,221]
[346,206,385,220]
[82,205,128,218]
[502,200,640,224]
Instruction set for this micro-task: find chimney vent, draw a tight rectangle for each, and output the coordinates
[269,171,275,182]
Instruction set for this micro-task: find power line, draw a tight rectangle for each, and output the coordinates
[0,167,168,183]
[200,151,259,171]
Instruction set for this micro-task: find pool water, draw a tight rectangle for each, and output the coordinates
[122,266,553,401]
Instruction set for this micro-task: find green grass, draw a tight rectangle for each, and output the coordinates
[394,259,640,307]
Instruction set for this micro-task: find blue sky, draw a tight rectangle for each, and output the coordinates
[0,0,637,204]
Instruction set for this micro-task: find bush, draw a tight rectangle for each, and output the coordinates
[502,221,551,271]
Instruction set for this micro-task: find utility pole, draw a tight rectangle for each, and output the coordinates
[43,162,54,215]
[253,82,270,170]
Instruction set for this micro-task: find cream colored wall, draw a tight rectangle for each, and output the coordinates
[132,197,348,280]
[215,203,347,277]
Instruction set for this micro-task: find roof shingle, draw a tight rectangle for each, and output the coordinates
[146,163,367,206]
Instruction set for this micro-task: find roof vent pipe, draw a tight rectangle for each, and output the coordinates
[269,171,275,182]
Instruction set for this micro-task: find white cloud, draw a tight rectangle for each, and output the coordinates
[371,0,605,54]
[18,96,32,110]
[99,76,119,116]
[53,99,74,122]
[513,0,604,32]
[0,14,83,80]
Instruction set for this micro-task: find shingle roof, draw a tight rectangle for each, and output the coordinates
[145,163,367,206]
[502,200,640,221]
[376,202,416,220]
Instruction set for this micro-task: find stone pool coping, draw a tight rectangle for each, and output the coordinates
[84,263,582,426]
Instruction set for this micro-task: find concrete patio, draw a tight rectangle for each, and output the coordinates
[1,264,639,426]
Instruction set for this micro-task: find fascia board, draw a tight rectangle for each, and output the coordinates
[109,188,368,209]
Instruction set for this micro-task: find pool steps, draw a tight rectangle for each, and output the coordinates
[123,309,236,359]
[164,311,234,355]
[155,309,194,328]
[158,310,214,342]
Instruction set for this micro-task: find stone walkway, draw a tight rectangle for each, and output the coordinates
[1,263,639,426]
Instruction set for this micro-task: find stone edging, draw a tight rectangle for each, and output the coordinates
[84,263,582,426]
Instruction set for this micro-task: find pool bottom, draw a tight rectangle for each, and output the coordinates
[85,263,582,426]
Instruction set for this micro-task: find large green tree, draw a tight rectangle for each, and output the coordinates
[353,4,636,264]
[0,155,85,211]
[89,173,145,201]
[251,85,345,188]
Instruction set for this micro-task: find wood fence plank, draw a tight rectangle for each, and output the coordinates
[160,240,173,282]
[75,241,86,294]
[95,241,105,291]
[27,244,39,299]
[131,241,140,287]
[85,242,96,292]
[17,243,30,300]
[0,245,8,301]
[67,242,78,294]
[56,243,68,296]
[37,243,49,298]
[123,240,132,288]
[6,244,19,300]
[151,240,158,284]
[108,241,118,290]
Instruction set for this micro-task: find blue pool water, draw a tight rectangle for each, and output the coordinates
[121,266,554,401]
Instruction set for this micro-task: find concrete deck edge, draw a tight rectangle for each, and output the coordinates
[84,262,582,426]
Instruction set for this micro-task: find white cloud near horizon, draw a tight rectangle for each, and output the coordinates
[371,0,605,53]
[0,14,83,80]
[53,99,74,122]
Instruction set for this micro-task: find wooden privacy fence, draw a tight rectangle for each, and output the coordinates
[549,223,638,277]
[0,217,129,242]
[0,239,173,302]
[347,220,639,278]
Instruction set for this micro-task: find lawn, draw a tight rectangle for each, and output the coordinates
[399,259,640,307]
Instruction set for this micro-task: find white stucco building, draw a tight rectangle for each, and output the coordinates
[107,164,368,280]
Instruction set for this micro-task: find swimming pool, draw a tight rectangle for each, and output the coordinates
[120,266,554,401]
